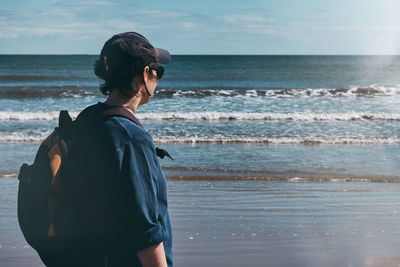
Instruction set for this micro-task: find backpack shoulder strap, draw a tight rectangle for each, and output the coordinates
[100,106,143,128]
[58,110,74,140]
[99,106,173,160]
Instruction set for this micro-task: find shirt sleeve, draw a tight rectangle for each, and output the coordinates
[118,135,168,252]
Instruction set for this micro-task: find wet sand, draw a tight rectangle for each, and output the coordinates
[2,178,400,266]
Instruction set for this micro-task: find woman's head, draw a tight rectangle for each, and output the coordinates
[94,32,170,98]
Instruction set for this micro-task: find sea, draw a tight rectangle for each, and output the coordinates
[3,55,400,267]
[1,55,400,181]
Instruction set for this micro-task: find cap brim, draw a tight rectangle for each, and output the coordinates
[155,48,171,64]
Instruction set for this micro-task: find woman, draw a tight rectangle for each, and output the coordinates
[70,32,173,267]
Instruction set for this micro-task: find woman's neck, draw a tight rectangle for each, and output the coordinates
[105,90,142,115]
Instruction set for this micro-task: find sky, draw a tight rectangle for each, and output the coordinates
[1,0,400,55]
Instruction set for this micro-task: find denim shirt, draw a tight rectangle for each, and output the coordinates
[77,103,173,266]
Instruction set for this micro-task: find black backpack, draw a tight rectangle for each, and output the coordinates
[17,106,172,264]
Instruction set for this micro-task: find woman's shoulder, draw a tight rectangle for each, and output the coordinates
[76,102,153,150]
[102,116,153,147]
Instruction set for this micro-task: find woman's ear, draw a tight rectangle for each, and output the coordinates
[142,66,150,82]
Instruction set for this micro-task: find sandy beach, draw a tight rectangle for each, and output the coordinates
[2,177,400,267]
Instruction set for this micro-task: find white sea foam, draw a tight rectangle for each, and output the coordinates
[263,85,400,97]
[2,111,400,122]
[0,132,49,142]
[0,111,79,121]
[152,136,400,145]
[137,112,400,121]
[2,132,400,144]
[155,85,400,97]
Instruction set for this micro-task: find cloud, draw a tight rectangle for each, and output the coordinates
[134,10,191,19]
[0,6,201,40]
[222,14,267,24]
[218,13,276,34]
[0,6,141,41]
[54,0,123,7]
[2,1,399,54]
[182,22,196,31]
[327,25,400,32]
[0,32,18,39]
[0,5,278,43]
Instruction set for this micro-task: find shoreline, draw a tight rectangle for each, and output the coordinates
[3,173,400,183]
[166,175,400,183]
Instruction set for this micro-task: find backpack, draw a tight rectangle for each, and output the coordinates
[17,106,173,263]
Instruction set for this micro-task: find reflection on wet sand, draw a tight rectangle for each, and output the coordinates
[169,180,400,267]
[2,179,400,266]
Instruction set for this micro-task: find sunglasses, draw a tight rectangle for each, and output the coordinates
[149,65,164,80]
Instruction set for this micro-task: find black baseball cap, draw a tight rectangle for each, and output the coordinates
[99,32,171,72]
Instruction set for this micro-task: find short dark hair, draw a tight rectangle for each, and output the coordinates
[94,56,145,98]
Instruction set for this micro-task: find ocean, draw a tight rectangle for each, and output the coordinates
[2,55,400,267]
[1,55,400,181]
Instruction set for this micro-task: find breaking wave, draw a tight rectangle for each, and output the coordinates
[152,136,400,145]
[154,86,400,98]
[0,111,79,121]
[1,85,400,99]
[1,111,400,122]
[2,132,400,145]
[137,112,400,122]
